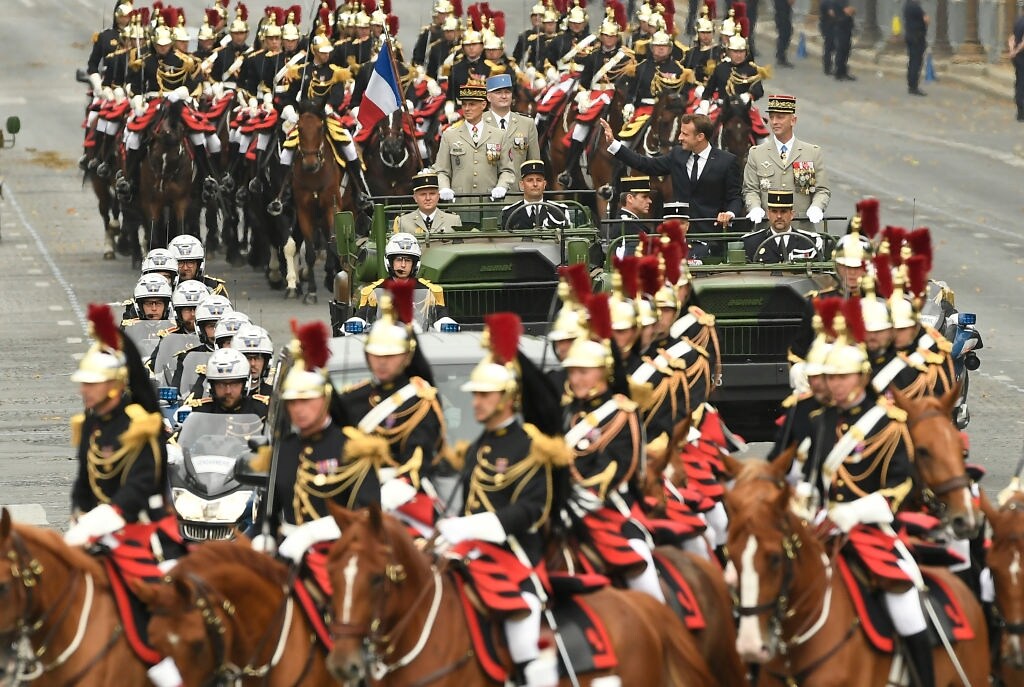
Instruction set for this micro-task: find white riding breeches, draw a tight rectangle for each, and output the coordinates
[705,501,729,548]
[626,538,666,603]
[504,591,542,664]
[125,130,142,150]
[280,148,294,165]
[256,132,271,151]
[189,132,207,148]
[206,133,221,153]
[340,140,358,162]
[571,123,590,143]
[884,587,928,636]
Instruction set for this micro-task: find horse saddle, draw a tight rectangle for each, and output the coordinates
[836,554,974,654]
[454,573,619,684]
[294,542,336,650]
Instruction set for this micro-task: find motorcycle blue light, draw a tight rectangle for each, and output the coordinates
[440,322,461,333]
[158,386,178,402]
[958,313,976,326]
[344,321,366,334]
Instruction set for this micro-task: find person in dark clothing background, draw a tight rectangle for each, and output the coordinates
[820,0,837,74]
[903,0,929,96]
[1010,13,1024,121]
[832,0,856,80]
[774,0,794,67]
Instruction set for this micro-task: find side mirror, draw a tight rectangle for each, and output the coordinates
[75,68,90,84]
[5,117,20,135]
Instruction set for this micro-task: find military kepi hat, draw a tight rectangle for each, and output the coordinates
[459,82,487,101]
[663,201,690,219]
[621,176,651,194]
[767,94,797,114]
[412,169,439,191]
[766,189,794,207]
[486,73,513,91]
[520,159,546,177]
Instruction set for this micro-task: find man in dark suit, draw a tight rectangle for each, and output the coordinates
[741,190,824,263]
[598,113,744,233]
[501,160,570,230]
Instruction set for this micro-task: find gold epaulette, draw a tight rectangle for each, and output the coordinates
[614,393,638,413]
[252,393,269,404]
[689,305,715,326]
[329,65,353,83]
[924,326,954,353]
[451,119,465,127]
[196,364,207,375]
[409,376,438,400]
[523,423,571,467]
[121,403,163,448]
[877,397,908,423]
[809,407,826,419]
[92,32,100,43]
[71,413,85,447]
[187,396,211,407]
[627,378,654,409]
[879,477,913,511]
[157,326,177,337]
[122,318,141,327]
[441,440,470,471]
[248,444,272,472]
[342,426,391,466]
[341,379,370,394]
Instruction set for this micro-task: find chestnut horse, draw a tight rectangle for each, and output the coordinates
[715,94,754,169]
[725,458,989,686]
[0,509,150,686]
[87,167,122,261]
[362,109,420,199]
[138,99,193,250]
[134,539,331,686]
[288,106,344,303]
[325,504,713,686]
[893,383,981,540]
[982,488,1024,685]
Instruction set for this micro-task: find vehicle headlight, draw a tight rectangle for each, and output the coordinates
[172,488,206,520]
[172,489,254,523]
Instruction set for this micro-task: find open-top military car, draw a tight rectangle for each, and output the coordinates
[328,196,603,335]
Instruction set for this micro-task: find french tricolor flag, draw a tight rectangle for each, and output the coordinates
[357,41,402,132]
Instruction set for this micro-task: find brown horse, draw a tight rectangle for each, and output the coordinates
[362,109,420,198]
[982,489,1024,684]
[0,509,150,686]
[725,457,989,686]
[87,167,122,261]
[715,94,754,169]
[288,106,344,303]
[133,539,331,686]
[893,383,981,540]
[138,99,194,250]
[325,504,713,686]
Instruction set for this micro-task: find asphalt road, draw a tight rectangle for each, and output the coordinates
[0,0,1020,527]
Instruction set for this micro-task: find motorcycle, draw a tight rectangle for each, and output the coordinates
[168,412,264,541]
[945,311,983,429]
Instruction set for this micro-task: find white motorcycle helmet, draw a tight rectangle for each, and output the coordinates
[169,234,206,275]
[213,311,252,347]
[172,280,211,310]
[133,274,173,317]
[195,295,233,344]
[141,248,179,283]
[205,347,251,383]
[384,232,423,278]
[232,324,274,356]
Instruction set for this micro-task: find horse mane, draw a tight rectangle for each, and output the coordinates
[296,100,326,119]
[12,524,109,583]
[170,539,290,586]
[726,460,794,536]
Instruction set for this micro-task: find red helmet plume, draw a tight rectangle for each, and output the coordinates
[205,8,222,25]
[873,254,893,299]
[657,219,686,247]
[318,6,333,34]
[88,303,121,351]
[882,226,907,265]
[383,279,415,325]
[638,255,662,296]
[703,0,716,19]
[842,297,866,343]
[856,197,880,239]
[732,1,746,18]
[613,255,640,299]
[320,0,336,11]
[386,15,398,32]
[814,297,842,338]
[451,0,463,17]
[662,242,683,284]
[907,228,932,272]
[586,293,613,340]
[906,255,929,299]
[607,0,626,30]
[236,2,248,20]
[286,4,302,23]
[485,313,522,365]
[491,11,505,36]
[467,3,482,29]
[381,0,392,13]
[558,263,591,302]
[291,319,331,370]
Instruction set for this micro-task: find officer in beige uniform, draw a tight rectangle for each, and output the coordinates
[434,81,516,201]
[485,73,541,186]
[742,94,830,229]
[392,170,463,234]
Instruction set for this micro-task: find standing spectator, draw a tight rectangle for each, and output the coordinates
[774,0,795,67]
[1010,13,1024,121]
[903,0,929,96]
[820,0,837,75]
[833,0,856,80]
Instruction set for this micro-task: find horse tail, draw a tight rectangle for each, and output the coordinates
[660,621,715,686]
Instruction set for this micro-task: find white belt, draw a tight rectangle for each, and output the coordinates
[358,382,419,434]
[564,399,620,450]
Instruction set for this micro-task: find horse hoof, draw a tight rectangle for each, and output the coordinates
[285,288,299,299]
[96,163,111,179]
[235,188,247,203]
[220,174,235,192]
[207,239,221,255]
[131,256,143,270]
[266,200,283,216]
[227,250,245,267]
[116,238,132,257]
[248,179,261,194]
[597,184,613,201]
[303,293,318,305]
[78,155,89,171]
[103,251,115,260]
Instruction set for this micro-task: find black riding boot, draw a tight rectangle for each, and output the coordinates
[558,139,585,188]
[194,146,220,201]
[93,131,115,178]
[347,162,373,209]
[902,630,935,687]
[116,148,142,201]
[266,161,290,216]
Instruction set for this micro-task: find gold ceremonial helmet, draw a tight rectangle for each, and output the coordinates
[172,23,190,42]
[229,7,249,32]
[561,338,612,370]
[721,8,737,36]
[636,296,657,327]
[651,30,672,46]
[443,15,460,30]
[460,317,521,401]
[530,1,546,15]
[636,1,653,22]
[599,8,620,36]
[435,0,456,14]
[822,314,870,376]
[364,293,415,356]
[833,225,873,268]
[370,9,387,26]
[889,269,917,329]
[115,2,134,17]
[696,16,714,32]
[153,25,174,46]
[608,273,638,332]
[566,3,588,24]
[542,8,559,22]
[263,15,283,37]
[312,32,333,53]
[726,34,747,51]
[859,276,893,333]
[353,11,371,28]
[462,28,483,44]
[71,346,128,384]
[198,17,216,40]
[280,325,332,401]
[282,12,301,40]
[549,307,582,342]
[803,314,832,377]
[484,32,503,50]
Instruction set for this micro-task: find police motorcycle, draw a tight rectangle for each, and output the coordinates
[167,412,264,541]
[123,319,175,360]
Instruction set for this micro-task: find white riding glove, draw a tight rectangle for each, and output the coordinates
[251,533,277,554]
[380,478,418,512]
[806,206,824,224]
[436,512,507,545]
[64,504,126,546]
[828,492,894,533]
[622,104,635,121]
[740,92,751,105]
[746,207,766,225]
[490,186,507,201]
[567,484,604,518]
[277,516,342,563]
[696,100,711,115]
[439,188,455,202]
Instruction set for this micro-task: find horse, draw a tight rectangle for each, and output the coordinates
[86,166,123,262]
[512,75,538,117]
[133,539,331,686]
[981,489,1024,684]
[0,508,150,686]
[137,99,194,250]
[892,383,981,540]
[362,109,420,199]
[724,457,990,686]
[324,504,714,686]
[715,94,754,168]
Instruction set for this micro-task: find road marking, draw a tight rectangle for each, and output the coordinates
[59,94,86,105]
[5,187,87,334]
[49,305,64,311]
[979,371,1024,395]
[0,504,48,526]
[35,281,49,287]
[16,0,35,7]
[66,337,83,344]
[27,268,43,274]
[15,243,28,249]
[57,320,73,326]
[0,96,28,106]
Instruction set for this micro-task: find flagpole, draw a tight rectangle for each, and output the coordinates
[375,1,424,169]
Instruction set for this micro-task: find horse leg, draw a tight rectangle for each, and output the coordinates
[283,234,300,299]
[303,237,318,305]
[94,178,116,260]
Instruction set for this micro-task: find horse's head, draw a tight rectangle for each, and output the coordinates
[326,503,431,683]
[892,384,979,539]
[134,570,243,686]
[724,457,814,664]
[377,111,411,169]
[985,492,1024,668]
[512,78,537,117]
[296,108,327,173]
[0,508,24,635]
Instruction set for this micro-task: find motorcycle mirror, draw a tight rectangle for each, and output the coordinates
[232,456,269,487]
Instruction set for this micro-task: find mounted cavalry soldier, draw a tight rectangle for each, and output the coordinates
[698,33,771,147]
[339,281,447,533]
[558,6,633,188]
[618,29,689,146]
[412,0,453,67]
[683,11,725,87]
[447,29,491,113]
[437,313,566,687]
[801,301,935,686]
[512,1,546,67]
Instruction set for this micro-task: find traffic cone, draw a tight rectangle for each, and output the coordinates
[797,32,807,59]
[925,53,937,81]
[891,14,902,36]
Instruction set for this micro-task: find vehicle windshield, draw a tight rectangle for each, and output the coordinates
[330,363,476,442]
[177,413,264,464]
[123,319,174,358]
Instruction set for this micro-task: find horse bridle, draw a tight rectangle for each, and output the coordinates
[378,114,411,170]
[906,407,972,517]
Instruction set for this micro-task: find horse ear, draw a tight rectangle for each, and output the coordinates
[0,508,10,543]
[940,380,962,417]
[889,385,912,413]
[721,453,744,480]
[367,503,384,534]
[770,446,796,482]
[327,500,355,531]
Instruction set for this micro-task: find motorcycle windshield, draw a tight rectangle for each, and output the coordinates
[155,332,202,385]
[123,319,174,359]
[175,413,264,497]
